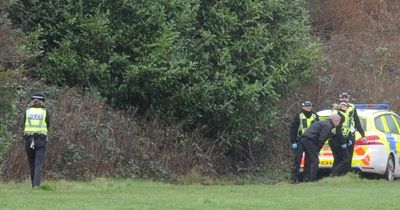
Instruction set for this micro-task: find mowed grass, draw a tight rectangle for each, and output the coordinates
[1,174,399,210]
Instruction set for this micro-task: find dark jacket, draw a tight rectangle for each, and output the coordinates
[302,119,338,146]
[351,108,365,137]
[289,110,319,144]
[23,104,50,130]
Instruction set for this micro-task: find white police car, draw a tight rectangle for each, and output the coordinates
[317,104,400,181]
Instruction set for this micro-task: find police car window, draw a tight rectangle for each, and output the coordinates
[359,119,366,131]
[384,114,399,134]
[374,116,385,133]
[392,115,400,131]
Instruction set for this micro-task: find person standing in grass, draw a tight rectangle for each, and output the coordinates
[23,92,50,188]
[289,99,319,183]
[330,101,351,176]
[338,92,366,171]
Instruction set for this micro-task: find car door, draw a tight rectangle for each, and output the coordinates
[381,114,400,155]
[390,114,400,156]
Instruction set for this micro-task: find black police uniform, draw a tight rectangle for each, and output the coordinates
[296,119,337,181]
[289,110,319,182]
[329,111,349,176]
[23,99,50,188]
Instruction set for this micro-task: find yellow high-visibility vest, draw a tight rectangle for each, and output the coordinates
[24,107,48,135]
[333,110,350,136]
[298,112,317,137]
[347,103,356,131]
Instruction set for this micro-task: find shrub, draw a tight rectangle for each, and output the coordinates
[8,0,320,151]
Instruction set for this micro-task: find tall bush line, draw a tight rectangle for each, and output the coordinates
[8,0,319,149]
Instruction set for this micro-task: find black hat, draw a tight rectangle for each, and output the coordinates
[339,92,350,98]
[31,93,45,102]
[302,100,312,107]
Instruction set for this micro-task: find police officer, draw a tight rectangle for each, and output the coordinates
[339,92,366,170]
[289,100,319,182]
[294,114,341,182]
[330,101,351,176]
[23,93,50,188]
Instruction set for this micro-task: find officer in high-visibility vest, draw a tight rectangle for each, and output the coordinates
[289,99,319,183]
[330,101,351,176]
[339,92,366,171]
[23,93,50,188]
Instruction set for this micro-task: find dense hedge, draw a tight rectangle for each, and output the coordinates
[8,0,319,148]
[0,71,19,174]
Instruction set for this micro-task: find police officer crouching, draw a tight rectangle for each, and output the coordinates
[294,114,341,181]
[23,93,50,188]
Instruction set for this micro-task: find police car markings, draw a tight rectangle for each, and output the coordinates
[386,134,397,154]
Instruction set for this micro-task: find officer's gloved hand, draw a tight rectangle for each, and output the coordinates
[347,140,352,146]
[362,137,367,142]
[291,143,298,149]
[340,144,347,149]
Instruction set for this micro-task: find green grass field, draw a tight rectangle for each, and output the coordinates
[1,174,399,210]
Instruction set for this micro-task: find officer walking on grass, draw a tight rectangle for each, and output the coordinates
[289,99,319,182]
[23,93,50,188]
[338,92,366,171]
[293,114,341,182]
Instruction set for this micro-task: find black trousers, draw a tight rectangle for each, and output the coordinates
[24,134,47,187]
[300,137,320,181]
[347,134,355,170]
[291,143,311,182]
[329,136,350,176]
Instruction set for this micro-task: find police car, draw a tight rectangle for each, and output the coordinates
[317,104,400,181]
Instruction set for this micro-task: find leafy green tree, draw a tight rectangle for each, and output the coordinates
[8,0,319,149]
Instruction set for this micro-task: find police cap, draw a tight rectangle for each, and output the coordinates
[302,100,312,107]
[31,92,45,102]
[339,92,350,98]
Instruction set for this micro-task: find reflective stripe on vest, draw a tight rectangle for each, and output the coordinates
[24,107,48,134]
[333,110,350,136]
[298,113,317,137]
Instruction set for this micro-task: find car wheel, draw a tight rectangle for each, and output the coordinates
[384,155,395,182]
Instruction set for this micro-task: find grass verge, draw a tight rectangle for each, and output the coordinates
[0,174,399,210]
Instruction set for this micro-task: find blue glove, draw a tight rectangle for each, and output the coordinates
[341,144,347,149]
[291,143,298,149]
[347,140,352,146]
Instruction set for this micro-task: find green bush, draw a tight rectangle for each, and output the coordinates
[57,142,92,181]
[0,71,19,174]
[8,0,320,149]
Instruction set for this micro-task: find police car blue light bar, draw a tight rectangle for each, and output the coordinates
[355,103,390,110]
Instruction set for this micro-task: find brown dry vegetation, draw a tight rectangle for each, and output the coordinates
[1,86,218,181]
[304,0,400,108]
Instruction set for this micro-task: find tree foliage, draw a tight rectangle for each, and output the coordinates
[8,0,319,148]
